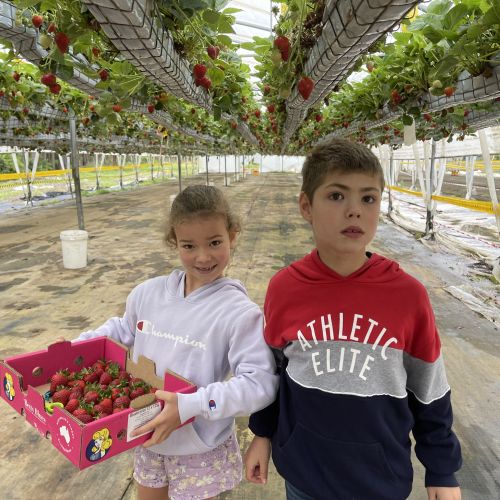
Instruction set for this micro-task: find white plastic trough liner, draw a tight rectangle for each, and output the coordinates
[82,0,211,110]
[425,67,500,113]
[0,1,101,96]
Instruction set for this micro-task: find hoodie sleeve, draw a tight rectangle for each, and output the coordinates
[176,304,279,424]
[75,285,139,347]
[405,286,462,487]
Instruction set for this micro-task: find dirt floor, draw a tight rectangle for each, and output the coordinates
[0,173,499,500]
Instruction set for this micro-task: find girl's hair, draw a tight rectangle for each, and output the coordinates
[164,185,241,247]
[301,137,385,203]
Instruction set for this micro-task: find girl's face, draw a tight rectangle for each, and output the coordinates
[175,215,236,295]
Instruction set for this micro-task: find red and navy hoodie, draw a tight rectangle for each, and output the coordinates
[249,250,462,500]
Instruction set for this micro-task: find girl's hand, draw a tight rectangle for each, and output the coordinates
[427,486,461,500]
[131,390,181,447]
[244,435,271,484]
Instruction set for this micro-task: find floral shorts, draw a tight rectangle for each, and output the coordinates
[133,432,242,499]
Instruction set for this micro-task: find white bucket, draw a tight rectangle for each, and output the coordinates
[60,230,88,269]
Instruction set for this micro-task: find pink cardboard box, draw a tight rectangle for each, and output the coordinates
[0,337,196,469]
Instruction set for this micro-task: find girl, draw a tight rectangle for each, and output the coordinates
[77,185,278,500]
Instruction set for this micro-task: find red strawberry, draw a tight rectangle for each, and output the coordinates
[280,47,290,62]
[423,113,432,122]
[193,64,207,79]
[297,77,314,100]
[391,89,402,104]
[274,36,290,54]
[84,390,100,405]
[99,398,113,411]
[118,370,130,381]
[254,109,261,118]
[69,388,83,400]
[198,76,212,90]
[98,69,109,81]
[12,72,21,82]
[40,73,56,86]
[83,371,100,384]
[65,399,80,413]
[112,104,122,113]
[111,387,122,400]
[147,104,155,113]
[52,389,71,406]
[32,15,43,29]
[99,372,113,385]
[315,114,322,122]
[49,83,61,94]
[73,409,93,423]
[113,395,130,409]
[54,32,70,54]
[68,379,85,389]
[263,84,271,95]
[444,86,455,97]
[47,23,56,33]
[93,404,111,417]
[92,47,101,58]
[50,372,68,393]
[130,387,146,400]
[267,104,275,113]
[207,46,220,60]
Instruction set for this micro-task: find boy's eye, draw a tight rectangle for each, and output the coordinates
[363,195,377,203]
[181,244,193,250]
[329,192,344,201]
[210,240,222,247]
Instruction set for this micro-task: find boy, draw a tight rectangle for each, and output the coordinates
[244,138,462,500]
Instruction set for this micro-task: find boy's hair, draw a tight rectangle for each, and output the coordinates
[164,185,241,247]
[301,138,385,202]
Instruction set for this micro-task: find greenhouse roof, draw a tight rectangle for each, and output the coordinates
[0,0,498,154]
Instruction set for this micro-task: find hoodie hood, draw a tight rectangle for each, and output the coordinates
[165,269,249,300]
[287,249,401,284]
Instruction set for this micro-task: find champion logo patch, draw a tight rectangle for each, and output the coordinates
[136,321,144,332]
[209,399,216,411]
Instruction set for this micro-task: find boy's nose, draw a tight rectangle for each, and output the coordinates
[347,207,361,218]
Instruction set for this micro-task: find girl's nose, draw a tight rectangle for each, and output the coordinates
[346,205,361,218]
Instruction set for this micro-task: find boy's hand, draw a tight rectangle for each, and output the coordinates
[427,486,461,499]
[131,390,181,447]
[244,435,271,484]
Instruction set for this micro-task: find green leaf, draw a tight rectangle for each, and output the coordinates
[443,4,469,30]
[203,9,220,25]
[222,7,241,14]
[402,114,413,126]
[208,66,225,85]
[58,64,74,80]
[213,106,222,120]
[218,18,235,34]
[217,35,233,47]
[432,55,460,78]
[421,25,444,44]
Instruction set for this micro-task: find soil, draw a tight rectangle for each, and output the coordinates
[0,173,498,500]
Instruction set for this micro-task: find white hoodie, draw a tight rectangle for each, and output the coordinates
[77,269,278,456]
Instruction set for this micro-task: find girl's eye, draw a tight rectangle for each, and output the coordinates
[181,244,193,250]
[363,195,376,203]
[210,240,222,247]
[329,192,343,201]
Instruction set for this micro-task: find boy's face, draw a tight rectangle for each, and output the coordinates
[299,171,382,262]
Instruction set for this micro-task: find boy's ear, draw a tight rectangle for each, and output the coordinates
[299,192,313,223]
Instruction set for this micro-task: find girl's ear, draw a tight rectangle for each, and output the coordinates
[229,231,238,249]
[299,192,313,223]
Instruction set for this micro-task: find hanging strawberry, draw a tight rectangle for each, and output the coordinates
[297,77,314,100]
[54,32,70,54]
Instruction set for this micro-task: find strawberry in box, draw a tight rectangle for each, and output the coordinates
[0,337,196,469]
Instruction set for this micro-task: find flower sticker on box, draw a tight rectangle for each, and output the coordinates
[86,428,112,462]
[3,373,15,401]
